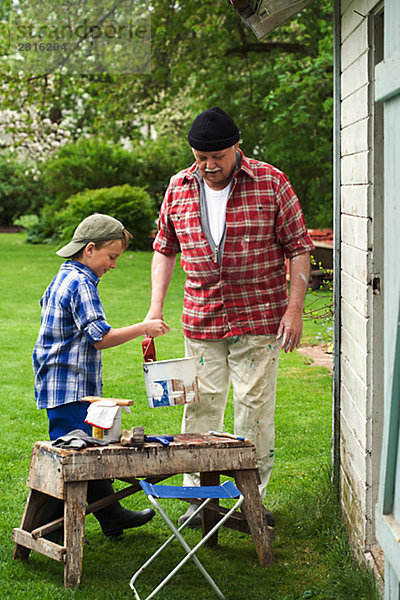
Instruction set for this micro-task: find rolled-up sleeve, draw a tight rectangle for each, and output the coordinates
[153,184,181,255]
[274,172,314,259]
[71,282,111,344]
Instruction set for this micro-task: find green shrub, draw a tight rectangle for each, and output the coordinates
[0,155,45,226]
[41,138,139,209]
[29,136,192,244]
[25,204,62,244]
[41,136,192,209]
[131,137,193,206]
[56,185,156,251]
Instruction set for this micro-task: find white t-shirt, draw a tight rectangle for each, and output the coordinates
[203,180,232,245]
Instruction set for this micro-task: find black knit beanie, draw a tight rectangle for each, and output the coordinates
[187,106,240,151]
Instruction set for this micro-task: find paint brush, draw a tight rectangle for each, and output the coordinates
[208,430,245,441]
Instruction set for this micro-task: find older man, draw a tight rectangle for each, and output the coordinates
[146,107,314,527]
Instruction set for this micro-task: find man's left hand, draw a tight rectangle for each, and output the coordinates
[277,306,303,353]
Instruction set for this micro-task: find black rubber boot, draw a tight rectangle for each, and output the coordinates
[87,480,155,537]
[263,507,276,527]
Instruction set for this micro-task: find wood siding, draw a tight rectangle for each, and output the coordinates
[340,0,383,557]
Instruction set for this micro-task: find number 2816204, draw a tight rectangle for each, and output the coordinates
[18,42,68,52]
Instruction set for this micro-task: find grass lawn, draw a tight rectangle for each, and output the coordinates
[0,233,379,600]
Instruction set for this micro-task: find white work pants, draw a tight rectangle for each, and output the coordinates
[182,334,281,499]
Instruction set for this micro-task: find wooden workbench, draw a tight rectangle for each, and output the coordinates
[12,433,274,587]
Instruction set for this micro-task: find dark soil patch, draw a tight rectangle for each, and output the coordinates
[0,225,26,233]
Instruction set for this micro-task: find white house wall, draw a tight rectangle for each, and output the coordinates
[340,0,383,556]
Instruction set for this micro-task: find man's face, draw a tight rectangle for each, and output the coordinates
[193,143,239,190]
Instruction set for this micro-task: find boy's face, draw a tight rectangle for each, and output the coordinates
[81,239,124,278]
[192,143,239,190]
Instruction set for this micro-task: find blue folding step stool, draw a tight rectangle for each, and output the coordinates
[130,480,244,600]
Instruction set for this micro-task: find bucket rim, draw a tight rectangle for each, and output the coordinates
[142,356,195,367]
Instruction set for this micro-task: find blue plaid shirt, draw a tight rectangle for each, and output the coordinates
[33,260,111,409]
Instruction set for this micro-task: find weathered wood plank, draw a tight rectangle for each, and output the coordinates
[59,444,258,482]
[31,516,63,540]
[341,0,375,41]
[30,479,165,539]
[341,326,368,382]
[341,52,369,100]
[340,242,369,283]
[64,481,87,588]
[341,296,369,350]
[341,213,370,252]
[341,183,369,218]
[340,383,368,449]
[341,18,368,71]
[340,466,367,548]
[12,528,66,562]
[341,85,369,128]
[341,353,369,412]
[13,488,47,560]
[200,471,220,547]
[340,418,368,485]
[341,270,369,318]
[341,118,369,156]
[341,151,369,185]
[234,470,274,566]
[28,445,65,497]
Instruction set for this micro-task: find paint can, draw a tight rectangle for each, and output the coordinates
[143,357,199,408]
[85,399,124,443]
[102,408,122,443]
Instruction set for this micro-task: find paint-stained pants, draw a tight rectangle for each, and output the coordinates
[182,334,281,499]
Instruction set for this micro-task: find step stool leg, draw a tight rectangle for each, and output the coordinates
[13,489,47,560]
[64,481,88,588]
[145,497,226,600]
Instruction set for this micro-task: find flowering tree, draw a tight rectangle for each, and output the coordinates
[0,0,333,228]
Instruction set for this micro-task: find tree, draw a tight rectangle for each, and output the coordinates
[132,0,333,226]
[0,154,46,225]
[0,1,333,226]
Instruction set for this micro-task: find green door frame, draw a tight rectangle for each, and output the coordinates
[375,1,400,596]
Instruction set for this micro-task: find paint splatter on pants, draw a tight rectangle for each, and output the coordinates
[182,334,281,499]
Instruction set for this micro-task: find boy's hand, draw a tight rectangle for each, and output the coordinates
[144,319,170,338]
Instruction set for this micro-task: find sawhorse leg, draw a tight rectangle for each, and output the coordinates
[13,489,47,560]
[233,469,275,566]
[200,471,220,547]
[13,481,88,587]
[64,481,88,588]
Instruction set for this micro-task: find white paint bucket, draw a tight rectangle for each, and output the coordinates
[143,357,199,408]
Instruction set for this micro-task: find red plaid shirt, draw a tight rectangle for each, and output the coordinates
[154,151,314,339]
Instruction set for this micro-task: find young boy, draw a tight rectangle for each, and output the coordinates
[33,213,169,538]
